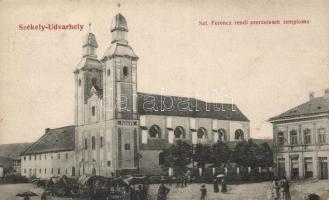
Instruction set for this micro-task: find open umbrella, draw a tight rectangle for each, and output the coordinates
[16,191,38,197]
[216,174,225,178]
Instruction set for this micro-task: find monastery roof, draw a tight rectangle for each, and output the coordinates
[269,95,329,122]
[22,125,75,155]
[137,92,249,122]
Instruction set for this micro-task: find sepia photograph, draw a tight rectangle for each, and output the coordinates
[0,0,328,199]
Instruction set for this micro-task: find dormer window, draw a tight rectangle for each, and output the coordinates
[123,66,128,76]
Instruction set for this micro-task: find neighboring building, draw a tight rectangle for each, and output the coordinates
[21,126,76,178]
[269,90,329,180]
[21,13,250,178]
[13,157,21,175]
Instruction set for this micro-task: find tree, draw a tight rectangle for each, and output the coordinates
[233,140,250,167]
[211,141,232,167]
[258,142,273,167]
[233,139,274,168]
[193,144,211,168]
[161,140,192,176]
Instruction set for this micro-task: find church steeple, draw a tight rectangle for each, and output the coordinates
[82,23,98,58]
[111,13,128,44]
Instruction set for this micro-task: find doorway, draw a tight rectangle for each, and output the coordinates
[319,157,328,180]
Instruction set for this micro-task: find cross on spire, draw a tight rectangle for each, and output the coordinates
[117,2,121,12]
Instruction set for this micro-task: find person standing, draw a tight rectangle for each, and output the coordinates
[213,179,219,193]
[221,178,227,193]
[157,182,170,200]
[200,184,207,200]
[271,180,279,200]
[282,177,291,200]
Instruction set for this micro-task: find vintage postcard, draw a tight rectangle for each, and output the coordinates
[0,0,328,199]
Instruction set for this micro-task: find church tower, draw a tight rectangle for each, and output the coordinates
[74,29,103,126]
[101,13,139,174]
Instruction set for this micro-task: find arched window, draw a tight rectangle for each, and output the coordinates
[123,66,128,76]
[92,136,96,150]
[107,69,111,76]
[197,127,208,139]
[78,79,81,86]
[218,129,227,141]
[174,126,186,139]
[72,166,75,176]
[235,129,244,140]
[159,152,165,165]
[149,125,161,138]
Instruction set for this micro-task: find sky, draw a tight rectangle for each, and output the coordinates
[0,0,328,144]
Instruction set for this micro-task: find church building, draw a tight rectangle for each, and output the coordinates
[21,13,250,178]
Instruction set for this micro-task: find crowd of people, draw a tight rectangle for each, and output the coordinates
[271,177,291,200]
[157,171,229,200]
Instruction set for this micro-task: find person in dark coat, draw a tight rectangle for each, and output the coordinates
[221,178,227,193]
[157,183,170,200]
[200,184,207,200]
[213,178,219,193]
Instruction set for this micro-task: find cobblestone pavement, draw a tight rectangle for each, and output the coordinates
[0,180,328,200]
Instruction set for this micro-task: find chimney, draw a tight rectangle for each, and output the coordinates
[45,128,50,134]
[325,89,329,97]
[309,92,314,100]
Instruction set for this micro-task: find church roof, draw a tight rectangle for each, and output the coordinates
[102,43,138,60]
[22,125,75,155]
[111,13,128,32]
[269,95,329,122]
[137,92,249,122]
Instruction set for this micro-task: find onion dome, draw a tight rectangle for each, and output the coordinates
[111,13,128,32]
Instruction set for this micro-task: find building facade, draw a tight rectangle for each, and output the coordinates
[21,126,76,178]
[21,13,250,178]
[269,90,329,180]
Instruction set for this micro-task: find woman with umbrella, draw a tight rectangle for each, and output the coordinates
[221,178,227,193]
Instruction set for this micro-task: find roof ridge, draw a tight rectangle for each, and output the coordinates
[137,92,236,106]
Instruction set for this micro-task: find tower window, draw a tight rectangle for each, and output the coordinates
[100,136,103,148]
[92,136,96,150]
[92,106,95,116]
[107,69,111,76]
[92,78,97,85]
[125,144,130,150]
[78,79,81,86]
[123,66,128,76]
[85,139,88,149]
